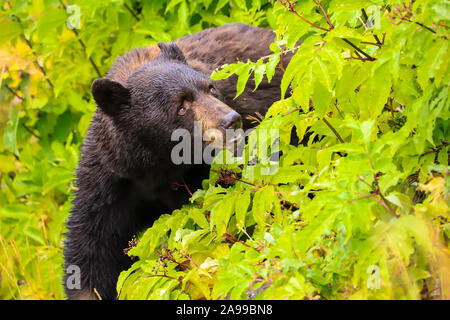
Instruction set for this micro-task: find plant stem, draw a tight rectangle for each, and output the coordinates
[364,149,397,216]
[277,0,330,31]
[181,252,199,268]
[361,9,383,46]
[224,231,253,249]
[123,2,140,21]
[415,22,437,34]
[281,107,302,117]
[22,124,41,139]
[322,117,344,143]
[20,33,55,90]
[4,84,24,100]
[342,39,376,61]
[314,0,334,30]
[145,274,182,282]
[277,0,378,63]
[59,0,102,77]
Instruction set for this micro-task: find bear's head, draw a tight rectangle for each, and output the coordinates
[91,42,242,166]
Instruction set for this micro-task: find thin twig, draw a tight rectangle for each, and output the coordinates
[344,55,374,61]
[277,0,330,31]
[359,16,369,30]
[360,41,382,47]
[420,141,449,157]
[386,5,440,36]
[181,281,191,294]
[181,178,193,197]
[351,192,395,214]
[145,274,183,282]
[156,248,191,269]
[212,169,259,188]
[361,9,383,46]
[281,107,302,117]
[20,33,55,90]
[334,102,344,119]
[314,0,333,30]
[22,124,41,139]
[277,0,377,64]
[349,193,374,203]
[364,149,397,216]
[414,22,437,34]
[5,0,55,90]
[322,117,344,143]
[259,44,302,62]
[224,232,256,250]
[342,38,376,61]
[123,2,140,21]
[4,84,24,100]
[180,252,199,268]
[59,0,102,77]
[357,176,375,190]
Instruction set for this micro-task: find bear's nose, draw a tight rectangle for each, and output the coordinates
[220,110,242,130]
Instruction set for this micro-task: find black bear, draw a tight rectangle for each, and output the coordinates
[63,23,291,300]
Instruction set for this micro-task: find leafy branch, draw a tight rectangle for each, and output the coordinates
[4,84,24,101]
[276,0,378,61]
[58,0,102,78]
[322,117,344,143]
[6,2,56,92]
[342,38,377,61]
[386,2,439,35]
[350,150,397,216]
[314,0,333,31]
[276,0,330,31]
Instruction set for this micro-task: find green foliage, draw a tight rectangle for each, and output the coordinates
[0,0,448,300]
[118,0,450,300]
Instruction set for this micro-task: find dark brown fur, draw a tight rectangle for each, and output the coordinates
[63,23,291,300]
[107,23,288,127]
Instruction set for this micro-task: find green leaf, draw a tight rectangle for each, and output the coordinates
[253,60,266,91]
[3,107,20,155]
[235,191,251,227]
[210,195,234,237]
[0,21,22,45]
[266,53,280,83]
[37,9,67,40]
[312,80,332,118]
[235,63,252,99]
[215,0,230,13]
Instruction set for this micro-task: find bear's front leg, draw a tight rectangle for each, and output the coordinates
[63,179,142,300]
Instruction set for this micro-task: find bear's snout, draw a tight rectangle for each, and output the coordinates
[220,110,242,130]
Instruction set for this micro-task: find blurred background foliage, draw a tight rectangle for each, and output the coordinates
[0,0,273,299]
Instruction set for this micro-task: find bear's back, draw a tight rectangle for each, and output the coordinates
[176,23,275,74]
[106,23,275,84]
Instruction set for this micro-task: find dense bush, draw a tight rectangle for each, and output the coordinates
[0,0,448,300]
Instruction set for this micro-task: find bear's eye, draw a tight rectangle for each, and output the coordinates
[209,85,216,95]
[178,100,190,116]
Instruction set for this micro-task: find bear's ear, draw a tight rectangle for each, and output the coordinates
[91,78,130,117]
[157,42,187,64]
